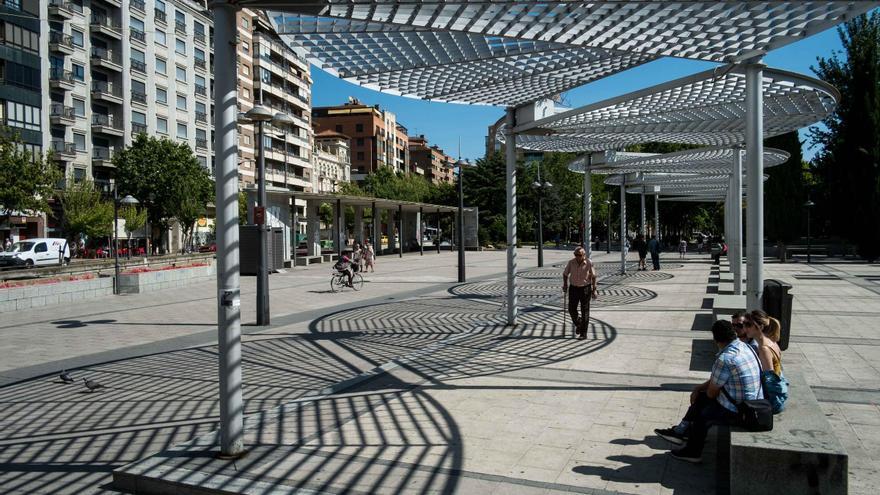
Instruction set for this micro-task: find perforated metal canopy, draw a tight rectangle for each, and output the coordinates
[261,1,875,107]
[569,146,790,175]
[508,66,838,150]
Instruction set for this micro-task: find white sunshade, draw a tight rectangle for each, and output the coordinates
[508,66,839,151]
[570,146,790,175]
[262,1,875,107]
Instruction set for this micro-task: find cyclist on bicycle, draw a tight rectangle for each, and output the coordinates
[334,254,354,287]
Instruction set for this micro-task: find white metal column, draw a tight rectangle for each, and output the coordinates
[505,108,518,325]
[745,63,765,309]
[354,205,364,245]
[306,200,320,257]
[640,191,646,238]
[372,202,380,252]
[212,1,244,457]
[583,154,592,257]
[619,176,627,274]
[654,191,660,241]
[732,149,744,295]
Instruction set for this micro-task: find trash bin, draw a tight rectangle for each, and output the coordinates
[762,279,793,351]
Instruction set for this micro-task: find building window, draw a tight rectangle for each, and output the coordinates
[242,65,249,76]
[195,101,206,114]
[242,41,249,54]
[194,47,205,62]
[72,98,85,117]
[73,133,86,151]
[155,30,166,45]
[2,23,39,52]
[177,122,187,139]
[156,58,166,75]
[193,21,205,36]
[155,0,165,12]
[156,87,167,104]
[157,116,167,134]
[241,17,248,28]
[175,10,185,25]
[243,135,251,145]
[72,63,85,82]
[242,88,250,99]
[176,94,186,110]
[175,38,186,55]
[335,124,343,133]
[195,74,206,88]
[132,111,146,125]
[176,65,186,82]
[357,137,364,146]
[71,29,84,47]
[356,123,364,133]
[130,17,144,33]
[5,101,40,131]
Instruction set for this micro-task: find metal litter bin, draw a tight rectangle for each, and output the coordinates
[762,279,793,351]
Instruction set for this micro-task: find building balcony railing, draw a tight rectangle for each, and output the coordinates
[49,68,75,89]
[130,0,145,12]
[194,31,206,44]
[131,123,147,135]
[130,59,147,74]
[92,114,124,135]
[195,111,207,123]
[50,103,77,125]
[174,20,186,35]
[50,140,77,158]
[91,47,122,70]
[90,14,122,38]
[48,32,74,54]
[48,0,76,18]
[194,59,206,70]
[92,146,116,167]
[196,138,207,149]
[131,91,147,104]
[130,28,146,44]
[154,9,166,24]
[91,80,123,102]
[194,84,207,96]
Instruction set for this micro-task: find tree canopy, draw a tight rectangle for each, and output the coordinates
[0,128,61,222]
[59,178,114,242]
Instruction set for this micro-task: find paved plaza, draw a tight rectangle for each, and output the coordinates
[1,250,879,494]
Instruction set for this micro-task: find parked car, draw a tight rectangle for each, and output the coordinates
[0,238,71,267]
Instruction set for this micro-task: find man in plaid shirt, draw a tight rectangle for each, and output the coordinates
[654,320,763,462]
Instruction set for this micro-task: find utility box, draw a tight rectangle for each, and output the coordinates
[762,279,794,351]
[239,225,284,275]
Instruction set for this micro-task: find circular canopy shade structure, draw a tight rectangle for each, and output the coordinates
[264,1,874,107]
[569,146,790,175]
[504,66,838,151]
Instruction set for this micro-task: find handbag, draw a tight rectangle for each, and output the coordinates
[721,345,774,432]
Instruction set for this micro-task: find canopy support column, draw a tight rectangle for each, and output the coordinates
[291,194,297,268]
[640,191,646,238]
[335,199,342,256]
[654,191,660,243]
[619,175,627,275]
[372,202,379,253]
[419,207,424,256]
[732,149,744,295]
[583,154,592,256]
[436,208,441,254]
[745,62,765,309]
[505,108,518,325]
[398,204,403,258]
[354,205,364,245]
[212,0,244,458]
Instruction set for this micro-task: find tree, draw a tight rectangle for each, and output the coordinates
[113,134,214,253]
[59,178,114,244]
[0,128,61,225]
[120,203,147,254]
[764,131,806,258]
[811,12,880,261]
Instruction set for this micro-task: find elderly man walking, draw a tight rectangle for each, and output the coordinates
[562,246,598,340]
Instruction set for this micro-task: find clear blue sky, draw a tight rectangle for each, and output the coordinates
[310,26,847,162]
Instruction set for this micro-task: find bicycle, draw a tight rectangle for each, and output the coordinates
[330,270,364,292]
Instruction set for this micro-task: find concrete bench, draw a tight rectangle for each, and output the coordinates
[294,256,323,266]
[729,371,847,495]
[321,254,338,263]
[711,295,746,320]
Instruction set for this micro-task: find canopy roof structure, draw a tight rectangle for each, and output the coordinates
[569,146,790,175]
[264,1,874,107]
[508,66,838,151]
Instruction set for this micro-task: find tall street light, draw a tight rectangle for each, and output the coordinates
[454,159,468,282]
[239,105,292,326]
[113,186,139,295]
[604,198,616,254]
[804,198,815,263]
[531,176,553,267]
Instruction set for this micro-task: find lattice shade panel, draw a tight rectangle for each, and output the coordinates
[569,146,790,175]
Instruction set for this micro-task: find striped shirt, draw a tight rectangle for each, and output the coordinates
[563,257,595,287]
[711,339,764,413]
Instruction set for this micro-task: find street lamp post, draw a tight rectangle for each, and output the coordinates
[239,106,293,326]
[804,199,815,263]
[455,159,468,282]
[112,186,139,295]
[531,173,553,268]
[604,198,616,254]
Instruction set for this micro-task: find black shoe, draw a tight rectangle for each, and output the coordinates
[654,427,686,446]
[670,447,702,463]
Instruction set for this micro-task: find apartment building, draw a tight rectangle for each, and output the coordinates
[408,134,454,185]
[312,130,350,194]
[312,98,408,182]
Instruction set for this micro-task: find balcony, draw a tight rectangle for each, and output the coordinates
[49,32,75,55]
[49,69,75,91]
[130,0,144,12]
[91,47,123,72]
[50,140,77,160]
[131,90,147,105]
[194,59,206,71]
[131,123,147,136]
[91,81,123,104]
[91,114,124,136]
[195,111,207,123]
[196,138,207,149]
[92,147,116,168]
[130,59,147,74]
[194,84,207,97]
[129,28,146,45]
[174,20,186,35]
[154,9,166,24]
[96,0,120,7]
[48,0,75,19]
[193,32,205,44]
[50,104,77,126]
[90,15,122,39]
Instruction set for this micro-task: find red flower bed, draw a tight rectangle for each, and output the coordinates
[0,273,96,290]
[122,263,210,275]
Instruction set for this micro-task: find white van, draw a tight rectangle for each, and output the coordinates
[0,238,71,267]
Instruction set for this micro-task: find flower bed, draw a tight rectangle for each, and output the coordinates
[0,273,96,290]
[117,262,215,294]
[123,262,210,275]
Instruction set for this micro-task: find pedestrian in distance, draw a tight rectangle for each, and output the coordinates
[352,242,364,272]
[363,239,375,273]
[679,238,687,259]
[648,235,661,270]
[562,246,598,340]
[632,234,648,271]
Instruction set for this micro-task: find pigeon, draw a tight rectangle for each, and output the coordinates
[59,370,74,384]
[83,377,106,392]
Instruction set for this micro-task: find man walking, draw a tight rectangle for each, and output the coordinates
[562,246,598,340]
[648,235,661,270]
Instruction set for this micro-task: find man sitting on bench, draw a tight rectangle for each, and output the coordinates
[654,320,762,462]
